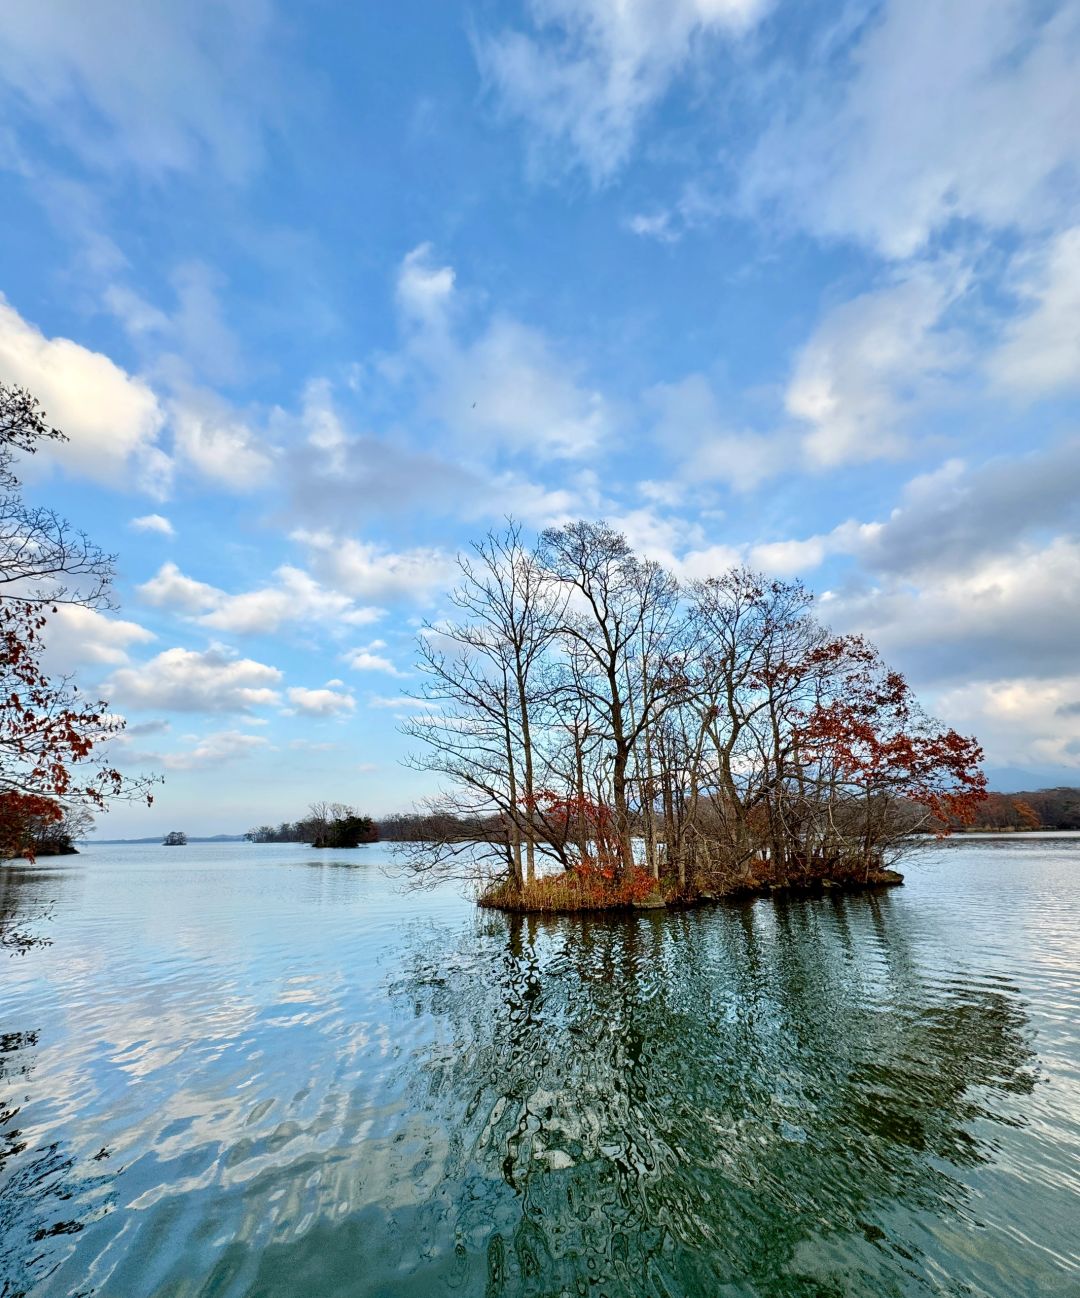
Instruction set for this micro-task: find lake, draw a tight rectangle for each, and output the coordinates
[1,836,1078,1297]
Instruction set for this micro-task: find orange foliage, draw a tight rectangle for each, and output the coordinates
[1,601,154,857]
[796,635,987,832]
[0,791,61,861]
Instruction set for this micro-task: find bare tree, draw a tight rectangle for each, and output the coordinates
[0,384,116,609]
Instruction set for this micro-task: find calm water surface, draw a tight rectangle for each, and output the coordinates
[1,837,1078,1297]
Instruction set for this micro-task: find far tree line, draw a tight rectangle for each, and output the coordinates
[245,802,378,848]
[963,788,1080,832]
[378,790,1080,844]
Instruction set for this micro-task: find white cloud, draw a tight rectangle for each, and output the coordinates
[0,294,167,487]
[138,561,383,635]
[106,646,283,713]
[169,389,274,489]
[345,645,407,677]
[934,675,1080,773]
[108,260,243,386]
[478,0,770,181]
[396,242,456,323]
[647,373,787,490]
[294,529,454,604]
[139,562,223,615]
[39,604,156,677]
[367,693,427,710]
[397,244,614,461]
[828,537,1080,685]
[994,226,1080,395]
[130,513,175,537]
[0,0,282,178]
[438,317,612,460]
[743,0,1080,258]
[285,376,606,531]
[286,685,356,717]
[164,728,272,771]
[785,263,970,466]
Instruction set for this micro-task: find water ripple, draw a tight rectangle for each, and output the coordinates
[1,838,1078,1295]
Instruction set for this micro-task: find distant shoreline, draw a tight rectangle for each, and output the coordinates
[84,835,249,846]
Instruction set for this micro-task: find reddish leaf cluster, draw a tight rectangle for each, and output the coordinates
[0,601,155,858]
[0,601,128,807]
[0,790,62,862]
[796,636,987,830]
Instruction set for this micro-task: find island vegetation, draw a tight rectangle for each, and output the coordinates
[246,802,378,848]
[399,522,987,912]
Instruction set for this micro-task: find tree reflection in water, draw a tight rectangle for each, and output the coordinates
[0,865,56,957]
[0,864,115,1298]
[393,892,1037,1297]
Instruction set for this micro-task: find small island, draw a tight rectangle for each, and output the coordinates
[246,803,378,849]
[162,831,188,846]
[397,523,986,913]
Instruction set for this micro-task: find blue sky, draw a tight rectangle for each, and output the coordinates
[1,0,1078,835]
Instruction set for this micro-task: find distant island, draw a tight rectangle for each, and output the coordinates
[245,802,378,849]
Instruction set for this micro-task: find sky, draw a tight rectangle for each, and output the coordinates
[0,0,1078,837]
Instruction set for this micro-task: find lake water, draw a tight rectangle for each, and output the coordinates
[1,836,1078,1297]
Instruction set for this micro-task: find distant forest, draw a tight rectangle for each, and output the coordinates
[960,788,1080,831]
[379,789,1080,842]
[242,789,1080,849]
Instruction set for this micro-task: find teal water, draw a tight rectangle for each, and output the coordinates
[1,837,1078,1297]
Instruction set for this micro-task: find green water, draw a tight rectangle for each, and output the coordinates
[1,837,1078,1297]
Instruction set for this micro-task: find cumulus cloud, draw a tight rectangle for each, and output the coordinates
[0,0,283,178]
[130,513,175,537]
[0,294,167,488]
[294,529,455,604]
[743,0,1080,258]
[478,0,770,181]
[345,642,408,677]
[40,604,156,677]
[731,441,1080,583]
[396,241,456,323]
[164,728,272,771]
[138,561,384,635]
[857,444,1080,578]
[106,646,283,713]
[286,685,356,716]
